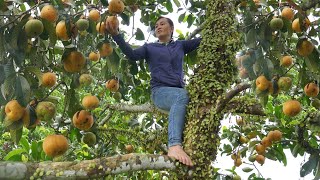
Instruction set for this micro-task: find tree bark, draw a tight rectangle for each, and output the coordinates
[0,154,175,179]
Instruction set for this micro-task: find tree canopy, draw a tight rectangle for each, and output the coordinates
[0,0,320,179]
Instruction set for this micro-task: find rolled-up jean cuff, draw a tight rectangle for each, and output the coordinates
[168,142,182,147]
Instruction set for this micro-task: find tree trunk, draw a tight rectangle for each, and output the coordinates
[183,0,241,178]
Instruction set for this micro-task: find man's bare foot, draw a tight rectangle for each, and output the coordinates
[168,145,193,166]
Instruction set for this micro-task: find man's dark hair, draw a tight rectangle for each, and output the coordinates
[155,16,174,39]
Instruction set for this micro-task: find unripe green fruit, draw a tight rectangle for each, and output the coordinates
[113,92,122,101]
[76,19,89,31]
[79,74,93,86]
[277,77,292,92]
[248,154,257,162]
[25,19,44,38]
[270,18,284,30]
[81,132,97,146]
[35,101,56,122]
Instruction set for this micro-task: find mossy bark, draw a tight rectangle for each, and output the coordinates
[183,0,241,178]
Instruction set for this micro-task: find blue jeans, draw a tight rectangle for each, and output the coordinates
[151,86,190,147]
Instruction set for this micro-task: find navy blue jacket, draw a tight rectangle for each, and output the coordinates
[112,34,201,90]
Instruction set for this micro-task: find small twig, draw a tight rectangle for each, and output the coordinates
[39,81,66,102]
[0,1,45,29]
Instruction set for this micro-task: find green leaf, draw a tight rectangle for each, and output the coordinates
[10,127,23,145]
[119,13,130,26]
[300,155,319,177]
[187,14,195,28]
[24,66,43,86]
[242,167,253,172]
[246,28,256,48]
[107,51,120,74]
[31,141,40,161]
[15,75,30,106]
[42,19,57,47]
[135,28,145,40]
[178,12,186,23]
[173,0,181,7]
[4,148,26,161]
[129,60,138,75]
[165,0,173,12]
[20,137,30,152]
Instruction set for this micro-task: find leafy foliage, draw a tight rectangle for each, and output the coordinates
[0,0,319,179]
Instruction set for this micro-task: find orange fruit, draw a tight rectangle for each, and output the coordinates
[82,95,99,110]
[292,18,311,32]
[88,9,100,22]
[256,75,270,91]
[255,144,266,155]
[63,51,86,73]
[234,158,242,167]
[106,79,120,92]
[43,134,68,158]
[40,5,58,22]
[5,100,25,122]
[88,52,100,61]
[56,20,70,41]
[72,110,94,130]
[255,155,265,165]
[281,7,294,20]
[96,22,106,34]
[108,0,125,14]
[297,39,314,56]
[280,55,293,67]
[283,100,301,117]
[125,144,134,153]
[304,82,319,97]
[99,43,113,57]
[42,72,57,88]
[261,136,272,147]
[105,16,119,33]
[272,130,282,141]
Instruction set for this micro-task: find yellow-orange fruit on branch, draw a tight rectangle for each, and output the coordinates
[40,5,58,23]
[256,75,270,91]
[106,79,120,92]
[56,20,69,41]
[108,0,125,14]
[72,110,94,130]
[82,95,99,110]
[5,100,25,122]
[42,134,68,158]
[41,72,57,88]
[88,9,100,22]
[283,100,301,117]
[99,43,113,57]
[256,155,265,165]
[292,18,311,33]
[304,82,319,97]
[88,52,100,62]
[63,51,86,73]
[281,7,294,20]
[297,39,314,57]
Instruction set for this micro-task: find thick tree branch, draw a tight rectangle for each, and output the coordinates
[0,154,176,179]
[105,83,264,116]
[226,100,266,116]
[104,102,168,114]
[216,83,251,113]
[186,21,206,40]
